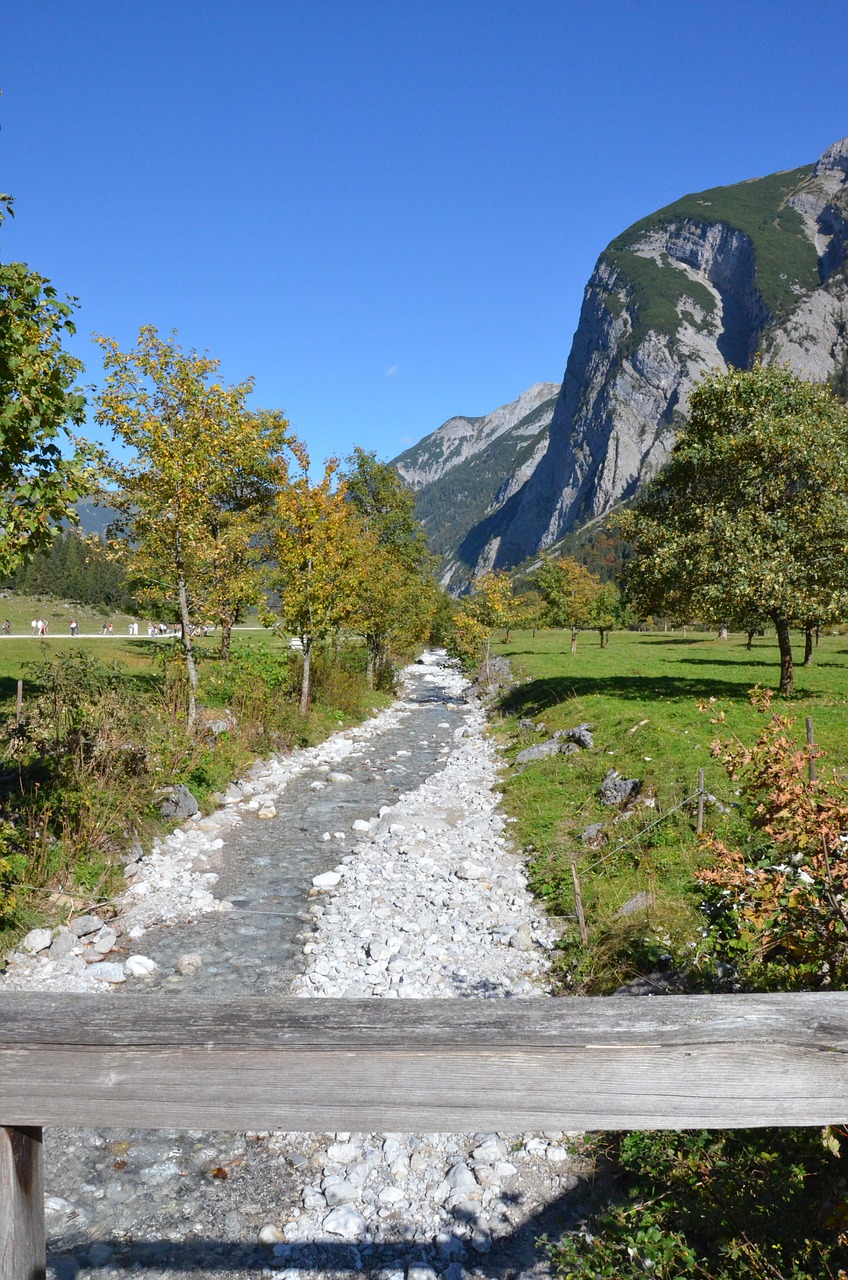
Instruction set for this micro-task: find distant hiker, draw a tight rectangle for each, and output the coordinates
[2,620,9,636]
[101,621,108,635]
[39,619,48,636]
[31,619,38,635]
[107,622,113,636]
[70,620,78,637]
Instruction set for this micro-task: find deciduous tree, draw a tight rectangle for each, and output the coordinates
[96,326,292,726]
[534,556,602,653]
[266,447,364,715]
[343,449,434,684]
[0,194,96,576]
[616,364,848,695]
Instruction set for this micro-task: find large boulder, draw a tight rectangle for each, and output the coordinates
[158,784,200,820]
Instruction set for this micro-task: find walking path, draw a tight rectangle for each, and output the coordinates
[3,653,583,1280]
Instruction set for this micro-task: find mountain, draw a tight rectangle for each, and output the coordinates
[392,383,560,589]
[399,137,848,589]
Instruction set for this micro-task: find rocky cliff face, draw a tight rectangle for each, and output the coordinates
[392,383,559,590]
[408,138,848,589]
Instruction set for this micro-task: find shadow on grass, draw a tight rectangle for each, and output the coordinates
[499,672,807,717]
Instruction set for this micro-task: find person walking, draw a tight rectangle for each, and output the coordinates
[70,620,78,637]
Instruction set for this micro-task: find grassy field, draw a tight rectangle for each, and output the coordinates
[493,627,848,990]
[0,589,138,636]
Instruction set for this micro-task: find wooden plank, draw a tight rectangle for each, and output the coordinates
[0,1126,45,1280]
[1,994,848,1130]
[4,991,848,1048]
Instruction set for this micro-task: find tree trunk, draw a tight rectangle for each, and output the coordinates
[220,617,233,660]
[366,643,375,688]
[570,628,578,655]
[746,629,756,650]
[176,564,198,731]
[299,635,313,716]
[773,616,794,696]
[803,626,814,666]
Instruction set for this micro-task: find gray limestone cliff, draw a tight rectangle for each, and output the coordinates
[401,138,848,590]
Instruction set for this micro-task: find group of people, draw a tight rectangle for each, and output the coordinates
[31,618,49,636]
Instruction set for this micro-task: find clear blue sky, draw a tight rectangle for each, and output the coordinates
[3,1,847,463]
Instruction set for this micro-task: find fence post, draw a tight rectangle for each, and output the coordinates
[696,768,706,835]
[0,1125,45,1280]
[806,716,816,783]
[571,861,588,945]
[15,681,22,726]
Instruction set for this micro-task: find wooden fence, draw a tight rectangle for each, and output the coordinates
[4,990,848,1278]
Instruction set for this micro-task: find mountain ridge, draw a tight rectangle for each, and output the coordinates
[395,137,848,590]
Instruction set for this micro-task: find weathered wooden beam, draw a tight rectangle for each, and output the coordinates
[0,1126,45,1280]
[1,993,848,1131]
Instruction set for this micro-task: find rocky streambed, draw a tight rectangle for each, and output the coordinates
[3,652,586,1280]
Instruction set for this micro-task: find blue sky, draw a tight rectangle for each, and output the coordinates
[3,1,847,464]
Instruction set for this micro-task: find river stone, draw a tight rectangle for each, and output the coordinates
[176,952,203,975]
[125,954,158,976]
[258,1224,285,1245]
[158,783,200,819]
[312,871,342,890]
[70,914,104,937]
[86,961,126,984]
[91,927,118,954]
[324,1179,358,1206]
[323,1205,366,1238]
[20,927,52,954]
[327,772,354,784]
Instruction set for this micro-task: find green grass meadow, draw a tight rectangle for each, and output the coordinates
[493,627,848,989]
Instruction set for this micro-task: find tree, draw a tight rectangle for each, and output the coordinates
[587,581,623,647]
[343,449,434,684]
[466,570,516,677]
[96,326,292,726]
[0,194,96,576]
[266,446,365,715]
[533,556,602,653]
[616,364,848,695]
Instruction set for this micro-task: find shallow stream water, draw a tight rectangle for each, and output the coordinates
[124,662,470,996]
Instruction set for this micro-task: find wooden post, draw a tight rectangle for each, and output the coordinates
[0,1125,45,1280]
[15,681,22,725]
[571,861,588,945]
[806,716,816,783]
[696,767,705,835]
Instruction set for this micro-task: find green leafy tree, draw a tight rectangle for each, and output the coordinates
[616,364,848,695]
[265,445,365,715]
[96,326,292,726]
[343,449,434,684]
[586,581,624,647]
[0,195,97,576]
[534,556,603,653]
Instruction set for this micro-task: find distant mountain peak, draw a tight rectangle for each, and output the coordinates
[397,139,848,593]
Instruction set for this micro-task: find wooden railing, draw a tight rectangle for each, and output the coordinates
[3,991,848,1278]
